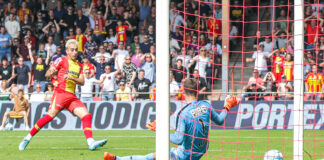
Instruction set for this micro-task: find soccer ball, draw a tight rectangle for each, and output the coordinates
[264,149,283,160]
[5,123,14,131]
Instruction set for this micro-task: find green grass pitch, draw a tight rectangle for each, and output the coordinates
[0,130,323,160]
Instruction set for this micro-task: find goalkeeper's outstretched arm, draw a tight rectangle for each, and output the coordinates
[211,109,228,125]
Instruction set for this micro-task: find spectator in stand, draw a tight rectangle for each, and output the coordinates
[75,9,90,33]
[275,9,292,33]
[53,1,67,21]
[243,82,266,101]
[277,75,293,100]
[147,24,155,44]
[93,45,111,62]
[17,36,32,70]
[84,35,98,58]
[0,58,14,85]
[242,69,266,100]
[207,18,222,40]
[305,65,324,100]
[106,4,122,31]
[176,48,194,77]
[273,31,287,50]
[0,80,11,101]
[12,57,31,93]
[187,34,198,54]
[122,56,137,88]
[115,79,132,101]
[90,2,109,41]
[230,0,243,32]
[89,55,114,97]
[189,47,210,78]
[29,84,45,101]
[229,22,239,46]
[192,69,207,100]
[171,26,183,42]
[34,11,47,42]
[112,42,129,70]
[0,89,30,131]
[269,49,285,83]
[59,5,75,38]
[140,34,153,54]
[74,27,87,53]
[44,83,54,101]
[140,53,156,84]
[114,72,123,90]
[44,36,57,57]
[131,35,140,53]
[172,59,185,85]
[42,20,61,46]
[304,15,324,49]
[82,57,95,78]
[170,35,180,57]
[170,71,180,100]
[214,2,222,19]
[65,28,75,40]
[81,69,106,102]
[28,43,49,92]
[170,10,186,32]
[131,46,144,68]
[0,26,12,61]
[5,13,20,40]
[283,53,294,85]
[26,30,37,48]
[20,15,33,39]
[263,72,277,100]
[246,44,270,78]
[123,11,138,44]
[116,19,131,44]
[133,69,152,100]
[100,65,120,101]
[105,28,117,46]
[139,0,152,27]
[260,36,273,52]
[51,47,63,62]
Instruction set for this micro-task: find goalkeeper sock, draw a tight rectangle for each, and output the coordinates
[30,114,53,136]
[81,114,93,141]
[116,153,154,160]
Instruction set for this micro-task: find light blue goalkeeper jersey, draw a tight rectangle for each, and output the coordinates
[170,100,227,160]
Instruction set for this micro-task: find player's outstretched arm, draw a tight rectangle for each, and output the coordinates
[45,67,57,78]
[211,109,227,125]
[212,95,240,125]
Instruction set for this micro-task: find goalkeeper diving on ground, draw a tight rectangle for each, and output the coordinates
[104,78,241,160]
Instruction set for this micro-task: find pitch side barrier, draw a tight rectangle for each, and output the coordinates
[0,101,323,130]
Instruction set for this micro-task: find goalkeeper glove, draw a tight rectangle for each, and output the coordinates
[224,95,240,111]
[145,120,156,132]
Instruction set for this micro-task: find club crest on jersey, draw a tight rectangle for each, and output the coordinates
[190,106,207,118]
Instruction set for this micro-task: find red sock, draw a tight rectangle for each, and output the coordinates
[30,114,53,136]
[82,114,93,139]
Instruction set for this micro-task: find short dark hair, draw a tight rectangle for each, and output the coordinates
[176,59,183,63]
[183,78,198,97]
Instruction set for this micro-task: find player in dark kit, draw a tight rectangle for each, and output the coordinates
[19,39,107,151]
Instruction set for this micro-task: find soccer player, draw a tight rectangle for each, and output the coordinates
[18,39,107,151]
[103,78,240,160]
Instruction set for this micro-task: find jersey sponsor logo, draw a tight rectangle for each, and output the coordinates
[66,70,80,77]
[190,106,207,118]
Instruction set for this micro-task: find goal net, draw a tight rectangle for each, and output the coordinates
[167,0,324,159]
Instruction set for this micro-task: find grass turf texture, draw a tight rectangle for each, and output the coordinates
[0,130,323,160]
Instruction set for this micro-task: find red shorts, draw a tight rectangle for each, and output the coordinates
[49,90,86,113]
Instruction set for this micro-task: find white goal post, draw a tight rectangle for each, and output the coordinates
[156,0,170,160]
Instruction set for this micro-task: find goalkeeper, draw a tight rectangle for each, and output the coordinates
[104,78,240,160]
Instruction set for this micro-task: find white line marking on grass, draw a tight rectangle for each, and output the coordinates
[0,135,297,139]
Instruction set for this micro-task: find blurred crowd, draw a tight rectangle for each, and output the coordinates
[0,0,157,101]
[169,0,324,101]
